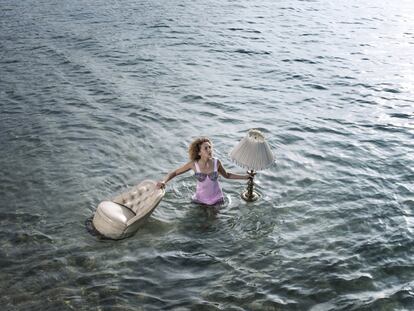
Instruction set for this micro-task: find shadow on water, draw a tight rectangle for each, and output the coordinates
[84,216,108,240]
[178,200,229,234]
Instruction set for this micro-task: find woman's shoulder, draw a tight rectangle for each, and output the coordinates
[189,160,197,169]
[179,161,195,170]
[214,158,224,168]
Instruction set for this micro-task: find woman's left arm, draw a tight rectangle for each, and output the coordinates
[218,160,251,180]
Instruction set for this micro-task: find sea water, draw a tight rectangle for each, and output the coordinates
[1,0,413,310]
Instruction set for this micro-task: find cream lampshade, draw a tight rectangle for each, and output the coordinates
[230,129,275,201]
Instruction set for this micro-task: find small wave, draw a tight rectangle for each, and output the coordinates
[228,27,262,34]
[288,125,350,136]
[329,273,374,291]
[389,113,412,119]
[148,24,170,29]
[282,58,320,64]
[364,124,407,134]
[278,133,305,145]
[0,59,20,64]
[233,48,271,55]
[181,94,204,102]
[228,27,244,31]
[1,230,53,245]
[382,87,402,94]
[116,58,153,66]
[0,212,42,223]
[304,83,329,90]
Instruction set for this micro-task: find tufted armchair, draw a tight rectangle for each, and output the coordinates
[92,180,165,239]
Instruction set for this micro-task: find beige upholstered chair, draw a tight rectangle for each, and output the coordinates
[92,180,165,239]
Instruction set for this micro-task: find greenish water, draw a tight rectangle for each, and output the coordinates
[1,0,413,310]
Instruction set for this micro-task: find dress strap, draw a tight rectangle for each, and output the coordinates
[194,161,200,173]
[214,158,218,172]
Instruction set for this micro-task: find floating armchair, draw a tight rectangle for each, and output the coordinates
[92,180,165,239]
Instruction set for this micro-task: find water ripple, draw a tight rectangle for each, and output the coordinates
[1,0,414,310]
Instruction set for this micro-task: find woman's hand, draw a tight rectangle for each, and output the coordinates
[156,181,166,189]
[247,171,256,179]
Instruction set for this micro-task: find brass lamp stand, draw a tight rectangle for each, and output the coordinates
[241,170,259,202]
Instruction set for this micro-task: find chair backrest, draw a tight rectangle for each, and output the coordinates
[112,180,165,215]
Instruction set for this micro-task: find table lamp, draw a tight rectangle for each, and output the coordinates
[230,129,275,201]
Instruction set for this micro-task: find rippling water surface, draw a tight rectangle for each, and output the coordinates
[1,0,414,310]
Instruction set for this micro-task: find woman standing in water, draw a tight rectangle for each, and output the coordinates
[157,137,253,205]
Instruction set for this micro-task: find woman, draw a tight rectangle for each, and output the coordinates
[157,137,253,205]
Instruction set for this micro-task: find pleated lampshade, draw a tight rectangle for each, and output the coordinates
[230,129,275,171]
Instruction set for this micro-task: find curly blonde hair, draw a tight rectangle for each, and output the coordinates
[188,137,212,161]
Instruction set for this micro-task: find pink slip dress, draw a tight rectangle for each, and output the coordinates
[192,158,224,205]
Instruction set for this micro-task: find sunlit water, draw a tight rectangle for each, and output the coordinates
[1,0,414,310]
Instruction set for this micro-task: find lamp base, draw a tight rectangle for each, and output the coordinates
[241,190,260,202]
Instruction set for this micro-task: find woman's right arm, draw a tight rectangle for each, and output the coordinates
[157,161,193,188]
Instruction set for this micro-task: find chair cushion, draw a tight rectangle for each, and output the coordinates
[112,180,164,214]
[97,201,135,224]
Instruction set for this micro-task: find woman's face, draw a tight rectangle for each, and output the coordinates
[199,141,213,160]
